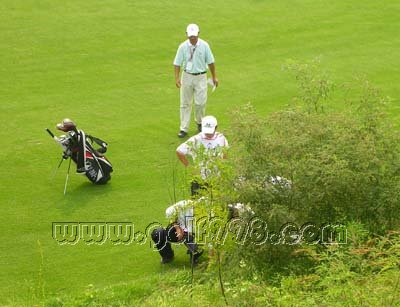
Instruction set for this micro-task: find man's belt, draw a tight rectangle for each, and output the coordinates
[185,71,206,75]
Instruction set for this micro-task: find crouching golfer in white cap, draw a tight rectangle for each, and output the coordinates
[151,200,203,264]
[176,115,229,195]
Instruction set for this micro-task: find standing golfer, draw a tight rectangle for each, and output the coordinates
[174,23,218,138]
[176,115,228,195]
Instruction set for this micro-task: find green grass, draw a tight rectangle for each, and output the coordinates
[1,0,400,305]
[39,267,400,306]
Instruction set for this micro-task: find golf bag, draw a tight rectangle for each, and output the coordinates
[47,120,113,184]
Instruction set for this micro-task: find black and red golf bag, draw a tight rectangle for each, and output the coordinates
[47,119,113,184]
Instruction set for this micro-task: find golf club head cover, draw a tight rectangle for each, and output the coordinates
[56,118,77,132]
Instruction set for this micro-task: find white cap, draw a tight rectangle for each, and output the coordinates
[186,24,199,37]
[202,115,218,134]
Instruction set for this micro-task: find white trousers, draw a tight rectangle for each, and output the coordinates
[180,72,207,132]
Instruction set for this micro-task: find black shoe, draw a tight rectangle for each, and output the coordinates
[161,256,174,264]
[178,130,187,138]
[197,124,202,132]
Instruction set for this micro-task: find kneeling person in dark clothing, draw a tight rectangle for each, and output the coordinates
[151,200,203,264]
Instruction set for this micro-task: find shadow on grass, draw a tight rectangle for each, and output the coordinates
[57,180,113,213]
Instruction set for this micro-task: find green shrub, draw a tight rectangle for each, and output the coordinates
[230,63,400,233]
[223,61,400,275]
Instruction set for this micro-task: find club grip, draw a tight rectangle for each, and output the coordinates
[46,128,55,138]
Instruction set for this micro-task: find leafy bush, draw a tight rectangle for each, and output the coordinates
[230,63,400,233]
[218,60,400,277]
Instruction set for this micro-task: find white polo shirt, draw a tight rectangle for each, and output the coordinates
[177,132,229,179]
[176,132,228,159]
[165,200,194,233]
